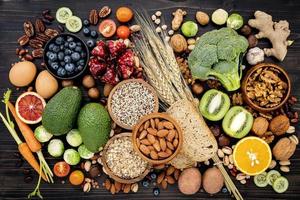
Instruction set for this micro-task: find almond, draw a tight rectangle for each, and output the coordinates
[154,118,160,128]
[167,130,176,141]
[161,180,168,189]
[147,128,157,136]
[150,150,158,159]
[157,172,165,184]
[163,121,174,129]
[147,134,156,144]
[140,139,151,145]
[115,181,122,193]
[104,179,111,190]
[166,175,175,184]
[175,130,179,139]
[123,184,131,193]
[158,151,169,158]
[148,145,155,151]
[110,183,116,194]
[154,164,165,170]
[136,138,140,148]
[165,148,172,156]
[139,125,144,132]
[139,130,147,139]
[150,119,156,129]
[159,138,167,151]
[139,144,150,155]
[157,129,169,137]
[173,138,179,148]
[166,166,175,176]
[174,169,180,180]
[167,141,174,150]
[153,141,161,152]
[157,122,164,130]
[144,120,150,130]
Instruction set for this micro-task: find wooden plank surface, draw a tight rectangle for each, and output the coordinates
[0,0,299,199]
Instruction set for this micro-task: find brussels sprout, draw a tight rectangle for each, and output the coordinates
[66,129,82,147]
[181,21,198,37]
[34,125,53,143]
[48,139,64,157]
[63,149,81,165]
[227,13,244,30]
[78,144,94,159]
[212,9,228,25]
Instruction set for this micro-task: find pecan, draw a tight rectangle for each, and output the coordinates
[42,9,50,16]
[89,9,99,25]
[17,35,29,46]
[35,19,45,33]
[57,25,64,33]
[42,18,51,25]
[29,39,43,49]
[35,33,50,43]
[99,6,111,18]
[32,48,44,58]
[23,21,34,37]
[44,28,59,38]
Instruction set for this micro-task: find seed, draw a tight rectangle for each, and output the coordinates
[289,135,299,145]
[151,15,157,21]
[123,184,131,193]
[187,38,196,45]
[163,121,174,129]
[136,138,140,148]
[166,166,175,176]
[166,141,174,150]
[164,36,170,42]
[158,152,169,158]
[161,25,167,30]
[139,125,144,132]
[154,19,161,25]
[115,181,122,193]
[97,157,103,165]
[269,160,277,169]
[83,182,91,192]
[131,183,139,193]
[157,129,169,137]
[280,166,290,172]
[155,27,162,33]
[85,178,92,183]
[223,156,229,166]
[104,179,111,190]
[161,180,168,189]
[147,134,156,144]
[166,176,175,184]
[168,30,174,35]
[140,139,151,145]
[222,146,232,155]
[217,149,225,158]
[147,128,157,136]
[154,164,165,170]
[148,145,155,151]
[139,130,148,139]
[240,179,247,184]
[279,160,291,166]
[109,129,115,137]
[150,150,158,159]
[286,126,295,134]
[173,139,179,148]
[157,172,165,184]
[157,122,164,130]
[155,11,162,17]
[154,118,160,128]
[144,121,150,129]
[153,141,161,152]
[150,119,156,129]
[236,173,246,181]
[188,45,195,51]
[159,138,167,151]
[229,155,234,164]
[140,144,150,155]
[84,161,91,172]
[110,184,116,194]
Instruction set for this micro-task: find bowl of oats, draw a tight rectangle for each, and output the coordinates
[241,63,291,112]
[101,132,151,184]
[107,79,159,130]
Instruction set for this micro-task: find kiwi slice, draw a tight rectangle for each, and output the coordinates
[199,89,230,121]
[254,172,268,187]
[267,170,281,186]
[222,106,253,138]
[273,176,289,193]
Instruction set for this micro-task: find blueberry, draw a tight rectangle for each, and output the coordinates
[75,46,82,52]
[77,65,84,71]
[64,49,72,55]
[57,67,66,76]
[48,43,55,51]
[77,59,85,66]
[150,173,157,180]
[60,61,66,67]
[222,187,228,193]
[58,52,64,61]
[90,30,98,38]
[69,42,76,49]
[86,39,95,48]
[76,42,82,47]
[67,36,74,42]
[64,55,71,63]
[52,45,60,53]
[48,53,57,61]
[153,188,160,196]
[83,19,90,26]
[55,37,64,45]
[46,51,52,58]
[80,52,87,58]
[142,180,150,188]
[64,42,69,47]
[50,62,59,70]
[83,28,90,36]
[65,63,75,72]
[71,52,80,62]
[59,45,64,50]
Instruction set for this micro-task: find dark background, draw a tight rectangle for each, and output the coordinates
[0,0,299,199]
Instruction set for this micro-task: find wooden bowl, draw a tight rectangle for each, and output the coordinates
[107,79,159,130]
[241,63,291,113]
[132,113,183,165]
[101,132,151,184]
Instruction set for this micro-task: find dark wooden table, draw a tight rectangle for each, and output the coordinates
[0,0,299,199]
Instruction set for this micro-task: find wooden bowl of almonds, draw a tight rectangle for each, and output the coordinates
[132,113,183,165]
[241,63,291,112]
[107,79,159,130]
[101,132,151,184]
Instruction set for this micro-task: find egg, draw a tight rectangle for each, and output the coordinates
[9,61,37,87]
[35,70,58,99]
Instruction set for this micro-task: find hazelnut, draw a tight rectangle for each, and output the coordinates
[272,137,296,161]
[88,87,100,99]
[218,134,230,147]
[269,115,290,136]
[240,25,252,36]
[251,117,269,136]
[82,75,95,89]
[103,83,114,97]
[247,35,258,48]
[170,34,187,53]
[192,83,204,95]
[196,11,209,26]
[61,80,74,87]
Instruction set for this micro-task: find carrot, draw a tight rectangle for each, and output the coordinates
[7,101,41,153]
[18,143,47,181]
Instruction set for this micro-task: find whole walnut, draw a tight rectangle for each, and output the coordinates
[170,34,187,53]
[269,115,290,136]
[251,117,269,136]
[272,137,296,161]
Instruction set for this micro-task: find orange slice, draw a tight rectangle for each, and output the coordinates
[233,136,271,176]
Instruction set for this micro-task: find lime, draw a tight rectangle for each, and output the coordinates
[56,7,73,24]
[254,172,268,187]
[273,177,289,193]
[66,16,82,33]
[267,170,281,186]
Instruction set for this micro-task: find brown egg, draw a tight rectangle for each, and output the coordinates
[35,70,58,99]
[9,61,37,87]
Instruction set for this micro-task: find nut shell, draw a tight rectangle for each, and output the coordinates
[170,34,187,53]
[272,137,296,161]
[269,115,290,136]
[251,117,269,136]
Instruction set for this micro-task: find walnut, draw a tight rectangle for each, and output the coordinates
[272,137,296,161]
[269,115,290,136]
[231,93,243,105]
[251,117,269,136]
[170,34,187,53]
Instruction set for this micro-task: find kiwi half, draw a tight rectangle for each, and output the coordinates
[222,106,253,138]
[199,89,230,121]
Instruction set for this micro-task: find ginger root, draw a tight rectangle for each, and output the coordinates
[172,9,186,31]
[248,11,290,61]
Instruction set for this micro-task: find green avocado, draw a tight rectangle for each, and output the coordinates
[42,86,82,136]
[77,103,111,153]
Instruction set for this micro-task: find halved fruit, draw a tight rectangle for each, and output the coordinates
[254,172,268,187]
[98,19,116,38]
[56,7,73,24]
[66,16,82,33]
[199,89,230,121]
[273,176,289,193]
[222,106,253,138]
[233,136,272,176]
[16,92,46,124]
[267,170,281,186]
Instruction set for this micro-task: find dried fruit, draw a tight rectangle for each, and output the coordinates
[252,117,269,136]
[269,115,290,136]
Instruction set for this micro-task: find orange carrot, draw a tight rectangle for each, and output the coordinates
[18,143,47,181]
[7,101,41,153]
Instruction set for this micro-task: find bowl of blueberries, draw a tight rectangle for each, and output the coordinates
[44,33,89,79]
